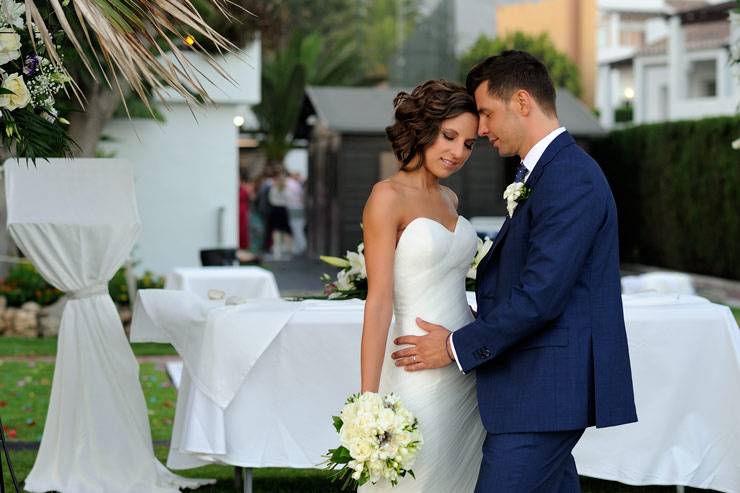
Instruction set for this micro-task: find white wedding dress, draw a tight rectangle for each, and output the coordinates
[360,216,486,493]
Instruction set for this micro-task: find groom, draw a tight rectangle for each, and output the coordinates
[392,50,637,492]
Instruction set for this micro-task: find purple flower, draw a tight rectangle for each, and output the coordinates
[23,55,40,77]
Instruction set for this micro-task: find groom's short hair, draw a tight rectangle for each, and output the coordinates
[466,50,557,117]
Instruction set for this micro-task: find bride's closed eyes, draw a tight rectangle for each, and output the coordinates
[441,129,476,150]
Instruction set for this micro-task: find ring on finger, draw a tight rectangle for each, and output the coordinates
[412,355,416,362]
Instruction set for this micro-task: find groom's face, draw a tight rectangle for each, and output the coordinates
[473,82,523,158]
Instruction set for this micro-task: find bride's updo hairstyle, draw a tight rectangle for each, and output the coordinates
[385,80,477,172]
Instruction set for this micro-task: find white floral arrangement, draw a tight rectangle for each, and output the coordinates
[466,236,493,290]
[503,181,532,218]
[324,392,422,489]
[0,0,73,160]
[320,242,367,300]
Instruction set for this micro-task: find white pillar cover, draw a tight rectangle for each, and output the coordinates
[4,158,209,493]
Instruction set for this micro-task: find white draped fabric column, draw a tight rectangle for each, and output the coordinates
[4,158,209,493]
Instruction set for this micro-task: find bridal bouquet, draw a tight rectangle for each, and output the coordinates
[324,392,422,489]
[320,242,367,299]
[466,236,493,290]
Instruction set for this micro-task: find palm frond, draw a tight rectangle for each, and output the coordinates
[25,0,248,108]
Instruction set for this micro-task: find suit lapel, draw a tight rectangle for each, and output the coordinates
[475,131,576,280]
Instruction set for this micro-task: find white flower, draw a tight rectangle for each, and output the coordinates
[467,237,493,279]
[0,73,30,110]
[346,243,366,278]
[503,182,526,201]
[0,30,21,65]
[327,391,422,487]
[732,137,740,150]
[0,1,25,29]
[503,181,529,218]
[335,270,355,292]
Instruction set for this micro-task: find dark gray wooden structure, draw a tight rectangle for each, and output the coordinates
[304,86,605,256]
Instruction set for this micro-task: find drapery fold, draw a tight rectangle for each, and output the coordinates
[4,158,211,493]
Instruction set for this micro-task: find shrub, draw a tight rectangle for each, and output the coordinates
[592,116,740,280]
[0,263,63,307]
[0,264,165,307]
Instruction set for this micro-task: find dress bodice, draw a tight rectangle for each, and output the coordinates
[392,216,478,337]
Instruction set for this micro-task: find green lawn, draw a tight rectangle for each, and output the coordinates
[732,307,740,326]
[0,336,177,357]
[0,360,176,443]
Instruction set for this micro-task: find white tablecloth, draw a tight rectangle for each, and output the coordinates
[573,293,740,492]
[131,291,740,491]
[621,272,696,296]
[165,266,280,299]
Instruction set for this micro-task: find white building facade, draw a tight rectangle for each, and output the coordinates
[101,42,261,275]
[596,1,739,128]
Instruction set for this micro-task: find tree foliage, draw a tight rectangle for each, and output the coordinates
[459,32,582,98]
[252,30,359,167]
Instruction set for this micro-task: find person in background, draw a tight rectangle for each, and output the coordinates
[286,172,306,255]
[238,170,251,250]
[267,167,293,259]
[236,169,259,264]
[255,167,275,252]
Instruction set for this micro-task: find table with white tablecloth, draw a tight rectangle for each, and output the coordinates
[131,290,740,491]
[166,266,280,299]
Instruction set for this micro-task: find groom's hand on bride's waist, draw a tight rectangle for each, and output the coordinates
[391,318,454,371]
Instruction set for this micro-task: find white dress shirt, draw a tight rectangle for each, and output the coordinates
[448,127,567,371]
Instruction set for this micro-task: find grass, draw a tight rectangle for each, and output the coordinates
[2,447,349,492]
[0,360,176,442]
[732,307,740,326]
[0,336,177,357]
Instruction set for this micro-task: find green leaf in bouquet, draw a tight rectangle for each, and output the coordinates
[329,445,352,464]
[332,415,343,433]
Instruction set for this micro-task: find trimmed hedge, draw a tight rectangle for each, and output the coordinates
[591,116,740,280]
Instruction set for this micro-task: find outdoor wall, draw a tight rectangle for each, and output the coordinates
[100,43,260,276]
[496,0,597,106]
[102,105,241,275]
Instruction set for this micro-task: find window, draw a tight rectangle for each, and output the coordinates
[687,59,717,98]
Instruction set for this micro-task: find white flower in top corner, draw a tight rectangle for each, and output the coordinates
[0,1,25,29]
[468,237,493,279]
[0,73,30,110]
[0,29,21,65]
[346,243,366,279]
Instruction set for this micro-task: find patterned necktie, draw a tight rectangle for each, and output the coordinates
[514,162,529,183]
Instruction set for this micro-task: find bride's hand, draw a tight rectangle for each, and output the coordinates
[392,318,452,370]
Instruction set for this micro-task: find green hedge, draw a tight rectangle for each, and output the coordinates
[591,116,740,280]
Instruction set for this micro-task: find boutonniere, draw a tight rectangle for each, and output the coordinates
[503,182,532,218]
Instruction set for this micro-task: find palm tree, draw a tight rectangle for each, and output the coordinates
[22,0,256,156]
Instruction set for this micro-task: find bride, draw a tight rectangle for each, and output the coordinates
[359,80,486,492]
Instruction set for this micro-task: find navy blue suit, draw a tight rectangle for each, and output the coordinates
[453,131,637,491]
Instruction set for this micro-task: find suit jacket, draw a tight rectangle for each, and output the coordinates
[453,131,638,434]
